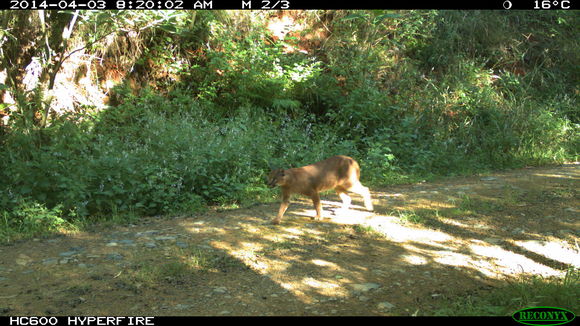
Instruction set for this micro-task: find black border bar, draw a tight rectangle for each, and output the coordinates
[0,316,516,326]
[3,0,579,10]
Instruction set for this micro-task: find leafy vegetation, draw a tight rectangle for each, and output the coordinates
[0,10,578,241]
[430,268,580,316]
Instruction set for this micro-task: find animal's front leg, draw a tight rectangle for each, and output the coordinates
[311,193,322,220]
[272,193,290,225]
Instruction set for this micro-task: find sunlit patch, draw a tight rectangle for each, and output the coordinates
[442,219,477,228]
[282,227,306,236]
[402,254,428,265]
[533,173,579,180]
[276,277,349,303]
[469,244,563,277]
[514,240,580,267]
[432,251,472,267]
[310,259,339,269]
[301,277,343,295]
[376,220,453,243]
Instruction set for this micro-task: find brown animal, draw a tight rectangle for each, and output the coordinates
[267,155,373,224]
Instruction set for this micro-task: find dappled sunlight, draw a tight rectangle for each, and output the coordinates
[291,199,376,222]
[277,277,349,304]
[261,232,301,243]
[310,258,340,269]
[299,277,348,297]
[401,254,429,266]
[1,8,578,315]
[131,165,579,310]
[431,251,475,269]
[514,240,580,267]
[532,171,579,180]
[364,215,454,244]
[469,243,564,277]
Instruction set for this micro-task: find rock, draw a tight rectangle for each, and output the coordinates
[377,302,395,310]
[0,277,7,281]
[16,254,33,266]
[154,236,177,241]
[175,304,192,310]
[480,177,497,181]
[59,251,78,257]
[42,258,59,265]
[144,242,157,248]
[0,307,13,314]
[349,283,381,293]
[175,241,188,248]
[135,230,161,238]
[484,237,502,244]
[105,253,124,261]
[197,244,213,250]
[106,242,119,247]
[213,286,228,294]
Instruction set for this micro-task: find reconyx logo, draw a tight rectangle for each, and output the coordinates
[512,307,576,326]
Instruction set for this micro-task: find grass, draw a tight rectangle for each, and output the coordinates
[125,247,246,287]
[444,194,506,217]
[392,208,443,226]
[352,224,384,238]
[393,209,427,225]
[428,268,580,316]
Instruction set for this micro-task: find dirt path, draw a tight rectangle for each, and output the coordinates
[1,164,578,316]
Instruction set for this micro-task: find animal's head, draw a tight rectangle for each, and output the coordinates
[267,169,287,188]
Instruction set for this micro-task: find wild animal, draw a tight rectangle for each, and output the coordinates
[267,155,373,224]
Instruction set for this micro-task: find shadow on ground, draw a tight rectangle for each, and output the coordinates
[0,164,578,315]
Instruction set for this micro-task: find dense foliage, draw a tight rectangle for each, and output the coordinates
[0,10,578,239]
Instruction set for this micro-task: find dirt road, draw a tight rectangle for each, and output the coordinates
[0,164,578,316]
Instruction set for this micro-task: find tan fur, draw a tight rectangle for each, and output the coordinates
[267,155,373,224]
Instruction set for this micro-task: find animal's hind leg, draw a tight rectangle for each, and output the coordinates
[336,188,352,210]
[349,183,374,211]
[310,193,323,220]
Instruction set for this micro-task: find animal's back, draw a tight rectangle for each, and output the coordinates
[304,155,360,192]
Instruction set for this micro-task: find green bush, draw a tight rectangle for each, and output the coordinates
[0,10,577,239]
